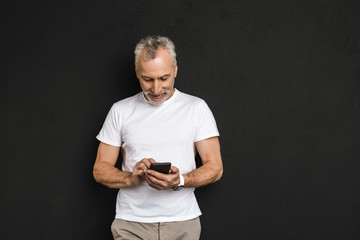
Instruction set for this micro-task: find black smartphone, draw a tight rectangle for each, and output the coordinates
[150,162,171,174]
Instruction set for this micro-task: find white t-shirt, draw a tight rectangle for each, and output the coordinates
[96,89,219,223]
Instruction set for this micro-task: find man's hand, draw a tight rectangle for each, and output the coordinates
[145,165,180,190]
[127,158,154,187]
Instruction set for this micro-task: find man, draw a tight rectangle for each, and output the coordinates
[93,35,223,240]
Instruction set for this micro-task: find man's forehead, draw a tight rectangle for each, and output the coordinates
[139,66,172,78]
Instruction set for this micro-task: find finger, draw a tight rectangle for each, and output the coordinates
[141,158,155,168]
[170,166,179,174]
[147,169,168,181]
[143,159,152,168]
[145,177,163,190]
[133,160,149,176]
[137,159,153,171]
[148,158,157,164]
[135,159,146,168]
[146,174,168,189]
[133,167,145,178]
[146,171,166,181]
[134,164,146,175]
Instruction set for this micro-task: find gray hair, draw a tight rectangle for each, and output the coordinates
[134,35,177,70]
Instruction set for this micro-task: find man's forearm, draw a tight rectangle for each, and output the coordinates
[183,163,223,188]
[185,137,223,188]
[93,161,132,188]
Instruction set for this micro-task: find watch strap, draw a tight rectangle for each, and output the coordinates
[173,174,184,191]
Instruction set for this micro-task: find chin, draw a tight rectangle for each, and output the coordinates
[148,96,167,105]
[145,92,171,105]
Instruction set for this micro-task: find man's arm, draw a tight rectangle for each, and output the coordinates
[183,136,223,187]
[145,137,223,190]
[93,142,151,188]
[145,136,223,190]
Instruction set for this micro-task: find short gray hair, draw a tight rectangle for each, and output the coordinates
[134,35,177,70]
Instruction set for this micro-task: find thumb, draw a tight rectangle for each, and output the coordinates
[170,166,179,174]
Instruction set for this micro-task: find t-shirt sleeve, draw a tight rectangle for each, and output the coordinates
[96,104,122,147]
[194,100,220,142]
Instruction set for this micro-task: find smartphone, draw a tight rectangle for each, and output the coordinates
[150,162,171,174]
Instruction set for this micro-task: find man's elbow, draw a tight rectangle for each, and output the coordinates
[213,166,223,183]
[93,165,103,184]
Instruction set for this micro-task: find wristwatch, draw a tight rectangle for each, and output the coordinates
[173,174,184,191]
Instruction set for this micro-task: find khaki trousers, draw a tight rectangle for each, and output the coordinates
[111,217,201,240]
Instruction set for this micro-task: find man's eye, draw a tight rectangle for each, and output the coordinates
[160,78,168,81]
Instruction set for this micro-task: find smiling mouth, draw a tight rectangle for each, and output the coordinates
[143,90,172,105]
[149,93,165,100]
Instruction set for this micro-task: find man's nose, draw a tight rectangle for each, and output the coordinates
[152,80,161,95]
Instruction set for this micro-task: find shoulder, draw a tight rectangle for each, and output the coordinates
[104,92,143,121]
[175,90,216,120]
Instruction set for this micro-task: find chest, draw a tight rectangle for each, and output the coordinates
[121,104,197,151]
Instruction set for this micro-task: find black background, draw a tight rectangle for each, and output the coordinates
[1,0,360,239]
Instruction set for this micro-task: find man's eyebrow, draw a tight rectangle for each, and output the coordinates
[141,74,171,79]
[141,75,153,79]
[160,74,171,78]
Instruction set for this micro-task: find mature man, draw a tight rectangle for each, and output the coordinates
[93,35,223,240]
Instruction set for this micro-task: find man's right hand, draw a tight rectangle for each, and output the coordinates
[127,158,155,187]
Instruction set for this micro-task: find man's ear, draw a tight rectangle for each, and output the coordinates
[174,65,178,78]
[135,67,140,80]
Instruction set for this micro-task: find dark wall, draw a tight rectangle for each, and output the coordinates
[1,0,360,239]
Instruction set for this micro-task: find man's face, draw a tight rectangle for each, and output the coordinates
[136,48,178,105]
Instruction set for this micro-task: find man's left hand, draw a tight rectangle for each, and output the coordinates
[145,166,180,190]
